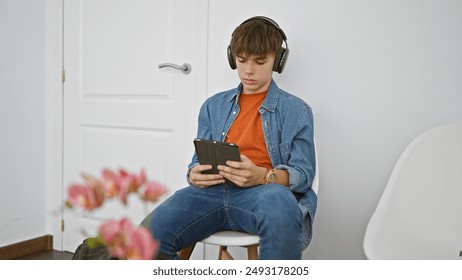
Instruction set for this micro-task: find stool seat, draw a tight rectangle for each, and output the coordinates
[201,231,260,247]
[178,231,260,260]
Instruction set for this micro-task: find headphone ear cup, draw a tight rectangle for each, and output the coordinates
[273,47,288,73]
[227,45,237,70]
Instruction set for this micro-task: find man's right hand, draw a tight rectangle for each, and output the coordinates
[189,164,225,188]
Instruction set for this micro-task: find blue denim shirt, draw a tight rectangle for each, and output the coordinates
[187,80,317,250]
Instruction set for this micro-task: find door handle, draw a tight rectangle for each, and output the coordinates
[158,63,191,74]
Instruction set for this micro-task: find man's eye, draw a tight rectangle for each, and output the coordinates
[256,60,266,65]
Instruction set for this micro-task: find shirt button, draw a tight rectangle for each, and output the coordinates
[222,132,225,136]
[233,111,236,114]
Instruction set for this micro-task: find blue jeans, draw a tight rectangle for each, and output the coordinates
[141,183,303,260]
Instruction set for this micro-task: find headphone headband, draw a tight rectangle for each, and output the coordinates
[238,16,287,41]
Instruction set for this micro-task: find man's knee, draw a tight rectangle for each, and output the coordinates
[255,185,301,227]
[258,185,298,209]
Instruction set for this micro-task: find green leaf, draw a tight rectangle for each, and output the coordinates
[86,236,105,248]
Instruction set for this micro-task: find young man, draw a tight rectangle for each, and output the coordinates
[142,16,317,260]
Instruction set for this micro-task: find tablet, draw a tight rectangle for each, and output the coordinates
[193,138,241,174]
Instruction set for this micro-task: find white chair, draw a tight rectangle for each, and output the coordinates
[179,141,319,260]
[363,124,462,259]
[182,231,261,260]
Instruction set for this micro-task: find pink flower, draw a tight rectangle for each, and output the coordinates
[98,219,122,243]
[101,168,147,205]
[101,169,119,198]
[132,168,147,189]
[142,181,167,202]
[67,182,104,211]
[67,168,166,260]
[116,169,133,205]
[98,218,157,260]
[98,218,132,259]
[116,169,141,192]
[127,226,158,260]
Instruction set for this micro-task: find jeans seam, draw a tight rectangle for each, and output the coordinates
[223,185,234,229]
[175,205,226,241]
[226,205,258,232]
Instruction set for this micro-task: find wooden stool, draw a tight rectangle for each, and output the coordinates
[179,231,260,260]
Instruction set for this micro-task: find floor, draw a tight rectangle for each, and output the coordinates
[13,250,74,260]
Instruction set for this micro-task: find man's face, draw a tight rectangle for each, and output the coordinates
[235,53,275,94]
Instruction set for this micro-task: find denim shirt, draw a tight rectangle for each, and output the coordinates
[187,80,317,250]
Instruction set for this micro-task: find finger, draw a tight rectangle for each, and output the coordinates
[193,164,213,172]
[223,160,242,169]
[240,155,250,162]
[191,172,223,182]
[194,178,225,188]
[218,168,244,184]
[226,155,253,169]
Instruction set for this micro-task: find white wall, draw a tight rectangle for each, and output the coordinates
[208,0,462,259]
[0,0,48,247]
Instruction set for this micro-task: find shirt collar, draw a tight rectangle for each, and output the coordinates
[227,79,280,112]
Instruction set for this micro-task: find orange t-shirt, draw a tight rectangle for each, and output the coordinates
[225,91,272,169]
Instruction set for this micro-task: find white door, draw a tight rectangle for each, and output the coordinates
[62,0,207,253]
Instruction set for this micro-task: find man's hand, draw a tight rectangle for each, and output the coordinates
[189,164,225,188]
[217,155,267,188]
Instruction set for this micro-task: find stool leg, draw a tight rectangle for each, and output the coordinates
[178,243,196,260]
[246,244,259,260]
[219,246,234,260]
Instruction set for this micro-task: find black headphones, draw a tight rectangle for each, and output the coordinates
[227,16,289,73]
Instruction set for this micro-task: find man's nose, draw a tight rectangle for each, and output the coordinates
[244,63,254,75]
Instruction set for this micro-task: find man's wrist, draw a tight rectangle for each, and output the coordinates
[261,167,269,185]
[264,168,277,184]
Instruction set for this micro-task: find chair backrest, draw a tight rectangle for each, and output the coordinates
[363,124,462,259]
[311,139,319,195]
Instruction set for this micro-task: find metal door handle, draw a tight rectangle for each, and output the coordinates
[158,63,191,74]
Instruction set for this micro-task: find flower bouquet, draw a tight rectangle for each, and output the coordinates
[66,168,167,260]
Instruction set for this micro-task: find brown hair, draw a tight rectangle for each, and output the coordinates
[230,18,283,57]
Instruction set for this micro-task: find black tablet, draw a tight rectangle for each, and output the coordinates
[193,138,241,174]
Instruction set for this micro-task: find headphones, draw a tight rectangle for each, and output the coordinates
[227,16,289,73]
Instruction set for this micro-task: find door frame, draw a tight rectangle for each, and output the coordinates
[45,0,209,251]
[45,0,65,251]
